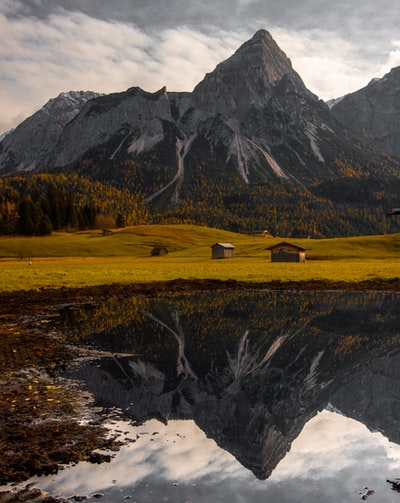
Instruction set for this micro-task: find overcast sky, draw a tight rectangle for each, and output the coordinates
[2,0,400,134]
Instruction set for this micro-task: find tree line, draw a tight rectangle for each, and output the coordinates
[0,183,100,235]
[0,173,149,236]
[1,162,399,237]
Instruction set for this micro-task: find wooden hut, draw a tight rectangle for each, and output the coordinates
[267,241,308,263]
[151,246,168,256]
[250,229,273,237]
[211,242,235,259]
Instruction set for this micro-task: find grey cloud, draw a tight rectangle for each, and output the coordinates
[12,0,400,36]
[10,0,400,63]
[2,0,400,133]
[10,0,227,27]
[11,0,400,65]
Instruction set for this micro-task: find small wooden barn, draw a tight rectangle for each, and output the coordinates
[267,241,308,263]
[151,246,168,256]
[211,242,235,259]
[250,229,273,237]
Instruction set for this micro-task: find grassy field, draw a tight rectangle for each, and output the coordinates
[1,224,400,292]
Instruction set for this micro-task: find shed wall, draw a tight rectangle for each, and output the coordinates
[212,247,234,259]
[271,250,306,263]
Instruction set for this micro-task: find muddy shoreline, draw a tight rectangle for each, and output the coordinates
[2,278,400,500]
[2,277,400,317]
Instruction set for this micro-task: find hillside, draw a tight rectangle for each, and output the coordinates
[1,225,400,292]
[2,223,400,259]
[331,67,400,159]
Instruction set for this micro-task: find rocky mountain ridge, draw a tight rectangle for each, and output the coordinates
[331,66,400,159]
[0,90,100,172]
[1,30,396,190]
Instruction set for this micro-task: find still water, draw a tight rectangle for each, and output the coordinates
[30,290,400,501]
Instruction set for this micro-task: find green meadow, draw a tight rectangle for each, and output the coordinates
[1,224,400,292]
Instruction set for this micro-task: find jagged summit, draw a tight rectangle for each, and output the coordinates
[192,29,301,115]
[233,29,293,83]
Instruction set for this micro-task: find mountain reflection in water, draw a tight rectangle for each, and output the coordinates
[32,412,400,503]
[54,290,400,499]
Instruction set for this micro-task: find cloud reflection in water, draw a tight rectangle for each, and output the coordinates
[31,411,400,503]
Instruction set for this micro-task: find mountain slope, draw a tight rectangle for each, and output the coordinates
[1,30,400,237]
[331,66,400,159]
[189,29,330,184]
[0,91,100,173]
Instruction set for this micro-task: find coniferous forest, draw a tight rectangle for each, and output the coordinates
[1,164,400,237]
[0,173,149,236]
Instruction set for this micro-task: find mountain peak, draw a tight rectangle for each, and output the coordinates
[244,29,281,49]
[233,29,293,83]
[253,28,272,38]
[248,28,275,45]
[192,29,301,117]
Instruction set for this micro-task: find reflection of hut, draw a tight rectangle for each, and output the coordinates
[151,246,168,256]
[211,243,235,259]
[267,242,308,263]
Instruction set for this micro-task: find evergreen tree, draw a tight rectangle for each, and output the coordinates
[38,214,53,235]
[16,195,43,235]
[116,212,126,228]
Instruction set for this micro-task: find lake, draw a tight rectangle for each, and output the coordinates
[27,290,400,502]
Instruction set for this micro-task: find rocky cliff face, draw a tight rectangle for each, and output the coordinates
[331,67,400,159]
[189,29,336,185]
[48,86,179,168]
[0,30,395,200]
[0,91,99,172]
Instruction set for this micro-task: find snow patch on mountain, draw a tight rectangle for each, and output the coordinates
[128,118,165,155]
[43,90,100,125]
[172,133,198,203]
[304,350,324,390]
[305,123,325,162]
[0,129,13,141]
[326,96,344,109]
[109,131,132,160]
[145,133,198,204]
[251,142,290,179]
[228,134,251,183]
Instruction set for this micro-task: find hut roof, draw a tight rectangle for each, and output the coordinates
[211,242,235,249]
[267,241,309,251]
